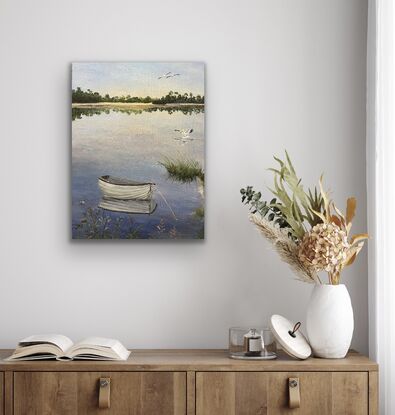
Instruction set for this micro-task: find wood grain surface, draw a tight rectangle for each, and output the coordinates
[13,371,186,415]
[196,371,369,415]
[0,350,377,415]
[0,372,3,415]
[0,350,378,372]
[369,371,379,415]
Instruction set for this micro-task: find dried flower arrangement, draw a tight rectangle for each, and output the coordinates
[241,152,368,285]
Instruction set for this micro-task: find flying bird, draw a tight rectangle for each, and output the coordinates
[158,72,171,79]
[158,72,180,79]
[174,129,194,142]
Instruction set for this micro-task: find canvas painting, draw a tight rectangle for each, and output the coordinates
[72,62,205,239]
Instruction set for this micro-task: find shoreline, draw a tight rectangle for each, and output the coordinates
[72,102,204,109]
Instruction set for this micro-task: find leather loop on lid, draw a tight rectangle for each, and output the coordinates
[270,314,312,360]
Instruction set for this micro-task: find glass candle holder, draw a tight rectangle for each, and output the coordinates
[229,327,277,360]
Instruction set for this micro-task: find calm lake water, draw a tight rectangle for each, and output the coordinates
[71,106,205,239]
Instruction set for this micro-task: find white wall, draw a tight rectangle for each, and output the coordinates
[0,0,368,353]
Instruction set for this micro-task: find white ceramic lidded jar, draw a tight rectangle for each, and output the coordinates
[306,284,354,358]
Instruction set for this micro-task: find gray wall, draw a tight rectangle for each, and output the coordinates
[0,0,368,353]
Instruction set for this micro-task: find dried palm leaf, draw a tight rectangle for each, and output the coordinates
[350,233,369,246]
[307,187,324,226]
[312,209,327,223]
[319,176,331,221]
[333,204,346,228]
[344,241,365,266]
[346,197,356,225]
[331,215,342,227]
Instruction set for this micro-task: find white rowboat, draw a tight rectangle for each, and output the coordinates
[98,175,154,200]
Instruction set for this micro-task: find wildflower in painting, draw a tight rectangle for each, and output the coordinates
[74,207,140,239]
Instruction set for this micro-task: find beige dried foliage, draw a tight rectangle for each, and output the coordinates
[244,154,368,285]
[250,215,319,284]
[298,222,350,275]
[305,178,368,284]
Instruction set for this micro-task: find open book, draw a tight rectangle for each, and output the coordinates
[6,335,131,361]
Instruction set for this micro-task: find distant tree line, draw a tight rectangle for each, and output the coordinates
[72,87,152,103]
[72,87,204,104]
[151,91,204,105]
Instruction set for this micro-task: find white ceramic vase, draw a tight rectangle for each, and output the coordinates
[306,284,354,358]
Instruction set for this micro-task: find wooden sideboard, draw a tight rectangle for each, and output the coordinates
[0,349,378,414]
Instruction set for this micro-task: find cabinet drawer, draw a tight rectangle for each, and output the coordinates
[196,371,368,415]
[14,371,186,415]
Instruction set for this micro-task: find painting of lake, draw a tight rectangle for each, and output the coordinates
[72,62,205,239]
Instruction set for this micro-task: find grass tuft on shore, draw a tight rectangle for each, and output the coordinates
[160,157,204,183]
[194,207,204,219]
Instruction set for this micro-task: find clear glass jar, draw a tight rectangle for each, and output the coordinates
[229,327,277,360]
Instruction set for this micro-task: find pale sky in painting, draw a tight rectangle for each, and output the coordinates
[72,62,204,98]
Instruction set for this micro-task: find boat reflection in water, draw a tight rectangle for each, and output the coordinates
[99,197,157,215]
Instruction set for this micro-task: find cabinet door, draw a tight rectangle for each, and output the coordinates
[268,372,368,414]
[196,371,368,415]
[196,372,268,415]
[0,372,3,415]
[14,371,186,415]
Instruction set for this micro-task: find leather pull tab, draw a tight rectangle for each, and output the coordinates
[289,377,300,409]
[99,377,111,409]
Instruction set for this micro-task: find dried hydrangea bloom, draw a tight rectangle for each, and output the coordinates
[298,223,350,275]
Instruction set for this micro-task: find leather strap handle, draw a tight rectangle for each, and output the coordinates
[288,377,300,409]
[99,377,111,409]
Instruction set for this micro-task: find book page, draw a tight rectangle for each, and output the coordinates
[75,337,118,348]
[68,337,130,360]
[19,334,74,353]
[6,344,65,360]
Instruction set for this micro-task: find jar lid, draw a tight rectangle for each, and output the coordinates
[244,328,260,339]
[269,314,311,360]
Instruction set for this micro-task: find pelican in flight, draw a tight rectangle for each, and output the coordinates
[158,72,180,79]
